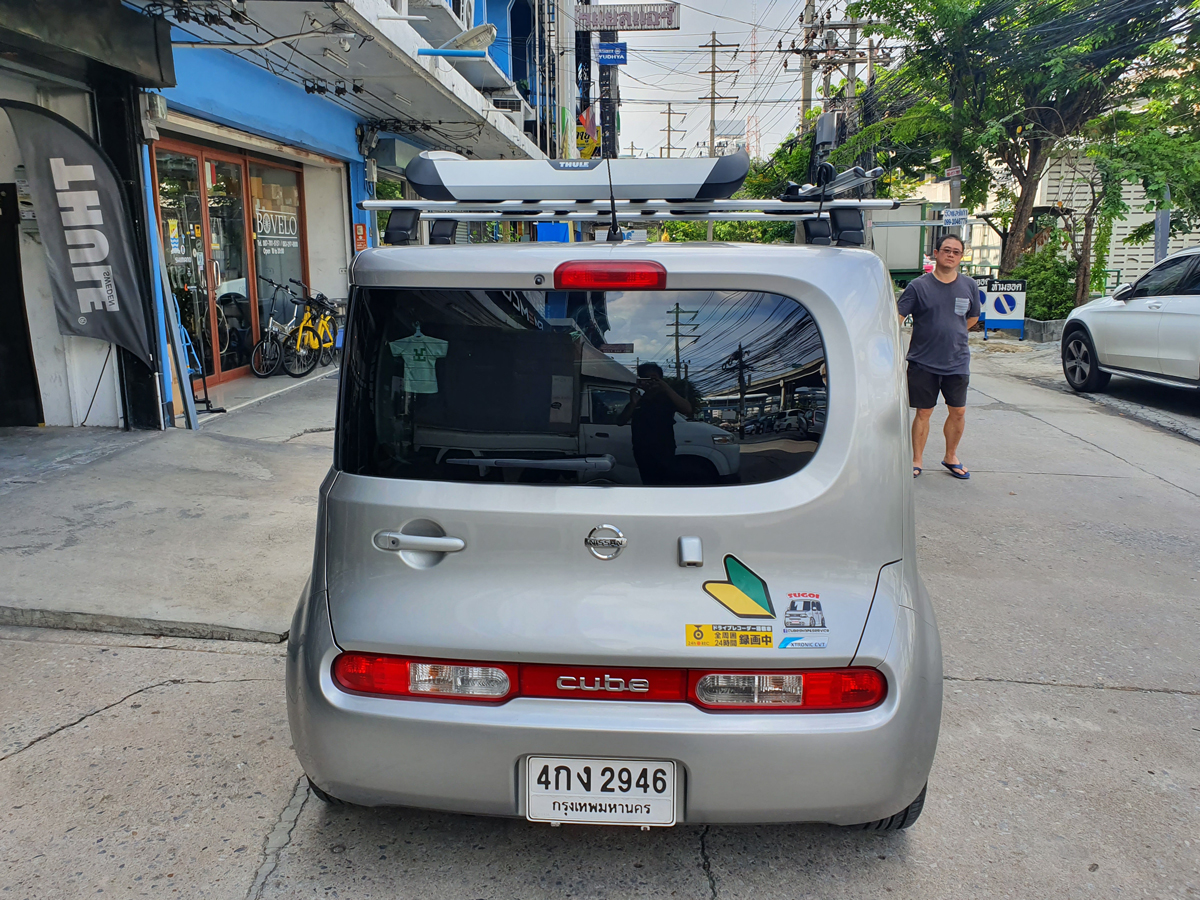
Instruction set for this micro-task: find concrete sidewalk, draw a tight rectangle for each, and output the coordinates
[0,373,338,642]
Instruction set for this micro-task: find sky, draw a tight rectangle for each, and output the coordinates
[605,0,845,159]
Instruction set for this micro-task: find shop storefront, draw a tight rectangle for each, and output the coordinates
[152,139,309,384]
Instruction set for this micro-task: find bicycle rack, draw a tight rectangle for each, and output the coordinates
[173,292,225,416]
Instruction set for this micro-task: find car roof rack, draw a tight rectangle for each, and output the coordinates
[359,151,898,225]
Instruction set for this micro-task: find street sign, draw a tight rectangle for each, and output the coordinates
[982,278,1027,340]
[944,165,962,178]
[985,280,1026,321]
[942,208,968,227]
[597,42,628,65]
[576,3,680,31]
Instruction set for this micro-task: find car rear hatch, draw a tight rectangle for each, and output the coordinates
[324,242,905,668]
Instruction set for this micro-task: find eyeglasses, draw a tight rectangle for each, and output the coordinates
[937,247,963,256]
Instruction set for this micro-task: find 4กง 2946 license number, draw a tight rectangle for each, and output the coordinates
[526,756,676,827]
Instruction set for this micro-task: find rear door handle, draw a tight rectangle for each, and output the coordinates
[1147,302,1164,310]
[595,431,610,437]
[374,532,466,553]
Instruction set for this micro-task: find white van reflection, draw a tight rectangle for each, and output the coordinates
[784,599,825,628]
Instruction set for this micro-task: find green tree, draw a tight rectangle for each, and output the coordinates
[850,0,1196,274]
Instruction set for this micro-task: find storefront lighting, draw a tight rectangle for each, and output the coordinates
[323,48,350,68]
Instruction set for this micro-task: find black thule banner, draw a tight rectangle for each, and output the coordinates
[0,100,153,367]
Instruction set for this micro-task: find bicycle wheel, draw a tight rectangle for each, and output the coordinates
[319,320,339,367]
[251,336,282,378]
[282,327,319,378]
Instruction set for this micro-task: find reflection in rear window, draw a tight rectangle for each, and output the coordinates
[338,288,826,486]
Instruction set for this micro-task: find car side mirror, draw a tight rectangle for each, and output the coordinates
[1113,283,1133,303]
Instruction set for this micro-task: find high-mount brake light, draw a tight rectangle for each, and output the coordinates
[689,668,886,711]
[554,260,667,291]
[332,653,516,701]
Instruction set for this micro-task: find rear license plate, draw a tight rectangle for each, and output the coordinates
[526,756,676,827]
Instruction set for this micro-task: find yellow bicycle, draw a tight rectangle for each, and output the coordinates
[282,280,339,378]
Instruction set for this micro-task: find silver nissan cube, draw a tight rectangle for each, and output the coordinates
[286,236,942,829]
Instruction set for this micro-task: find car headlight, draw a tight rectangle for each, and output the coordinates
[712,434,736,445]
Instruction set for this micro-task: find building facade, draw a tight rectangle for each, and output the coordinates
[2,0,539,431]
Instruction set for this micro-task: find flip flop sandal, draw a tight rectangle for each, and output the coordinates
[913,466,922,478]
[941,461,970,479]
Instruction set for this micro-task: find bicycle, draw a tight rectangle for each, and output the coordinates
[251,276,300,378]
[282,278,339,378]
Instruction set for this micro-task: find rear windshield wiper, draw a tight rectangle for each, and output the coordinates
[445,455,615,474]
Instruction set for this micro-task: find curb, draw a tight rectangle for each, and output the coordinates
[198,368,339,425]
[0,606,287,644]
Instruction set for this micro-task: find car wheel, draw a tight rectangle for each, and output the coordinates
[1062,330,1111,393]
[307,777,347,805]
[851,784,926,831]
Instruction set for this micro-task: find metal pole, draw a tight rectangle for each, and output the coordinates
[535,0,542,153]
[1154,184,1172,262]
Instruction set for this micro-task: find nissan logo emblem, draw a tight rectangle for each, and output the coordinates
[584,524,626,560]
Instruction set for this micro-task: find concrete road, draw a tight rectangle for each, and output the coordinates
[2,364,1198,898]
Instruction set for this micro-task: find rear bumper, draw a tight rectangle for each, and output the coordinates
[287,588,942,825]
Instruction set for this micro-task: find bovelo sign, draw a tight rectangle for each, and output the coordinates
[576,3,680,31]
[985,279,1026,322]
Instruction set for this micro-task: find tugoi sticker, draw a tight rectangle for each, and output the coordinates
[703,556,775,619]
[779,591,829,648]
[686,624,774,648]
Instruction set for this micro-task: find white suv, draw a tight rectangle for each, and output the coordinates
[1062,247,1200,392]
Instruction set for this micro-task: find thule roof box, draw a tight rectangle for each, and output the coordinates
[360,151,897,243]
[405,149,754,202]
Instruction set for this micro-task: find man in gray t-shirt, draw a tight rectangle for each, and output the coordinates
[896,233,980,480]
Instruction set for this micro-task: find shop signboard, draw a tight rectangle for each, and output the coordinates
[597,42,628,65]
[576,3,680,31]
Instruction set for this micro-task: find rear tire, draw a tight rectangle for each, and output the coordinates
[306,777,346,806]
[851,784,927,831]
[1062,330,1111,393]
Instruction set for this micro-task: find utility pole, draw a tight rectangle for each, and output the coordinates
[699,31,738,159]
[659,102,682,158]
[667,303,699,379]
[699,30,737,239]
[626,140,640,157]
[799,0,815,133]
[845,17,858,130]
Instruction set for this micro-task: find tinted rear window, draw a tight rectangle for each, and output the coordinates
[338,287,826,486]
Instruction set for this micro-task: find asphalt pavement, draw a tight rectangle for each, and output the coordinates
[1,356,1198,899]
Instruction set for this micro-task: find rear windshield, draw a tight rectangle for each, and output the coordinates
[338,287,826,486]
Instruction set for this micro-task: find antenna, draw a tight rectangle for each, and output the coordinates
[604,157,623,242]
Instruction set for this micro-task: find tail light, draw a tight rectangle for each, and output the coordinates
[554,260,667,290]
[689,668,886,710]
[333,653,516,702]
[333,654,884,712]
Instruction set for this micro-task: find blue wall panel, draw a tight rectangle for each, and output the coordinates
[164,41,362,162]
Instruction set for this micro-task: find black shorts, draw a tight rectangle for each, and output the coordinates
[907,363,969,409]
